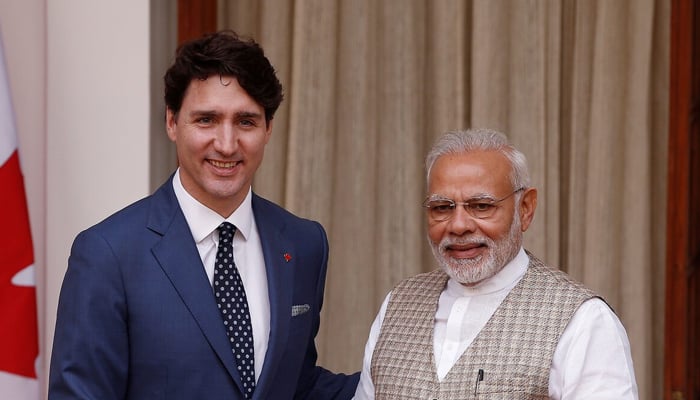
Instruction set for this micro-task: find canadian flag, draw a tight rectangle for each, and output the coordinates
[0,32,40,398]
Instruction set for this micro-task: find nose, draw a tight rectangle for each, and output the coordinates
[447,205,478,236]
[214,125,238,156]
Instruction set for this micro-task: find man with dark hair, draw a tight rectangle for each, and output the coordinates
[49,30,358,400]
[354,128,638,399]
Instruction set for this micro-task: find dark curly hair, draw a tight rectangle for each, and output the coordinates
[164,30,284,124]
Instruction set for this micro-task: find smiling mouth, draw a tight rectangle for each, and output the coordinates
[447,242,485,251]
[209,160,240,168]
[444,242,487,259]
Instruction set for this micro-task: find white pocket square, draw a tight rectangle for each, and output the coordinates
[291,304,310,317]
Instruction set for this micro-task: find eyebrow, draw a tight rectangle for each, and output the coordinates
[235,110,264,120]
[187,110,264,119]
[426,193,498,201]
[188,109,219,118]
[467,193,498,201]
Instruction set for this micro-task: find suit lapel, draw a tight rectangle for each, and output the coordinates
[147,179,245,391]
[251,195,295,399]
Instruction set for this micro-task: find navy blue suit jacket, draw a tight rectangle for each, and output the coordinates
[49,178,359,399]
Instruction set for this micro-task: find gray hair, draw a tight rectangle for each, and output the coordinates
[425,128,531,190]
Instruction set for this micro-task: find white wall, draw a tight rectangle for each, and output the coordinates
[0,1,153,396]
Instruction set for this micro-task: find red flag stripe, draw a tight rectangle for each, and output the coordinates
[0,150,38,378]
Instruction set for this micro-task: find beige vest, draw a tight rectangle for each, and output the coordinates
[371,253,599,399]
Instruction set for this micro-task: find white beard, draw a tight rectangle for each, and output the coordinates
[430,213,523,286]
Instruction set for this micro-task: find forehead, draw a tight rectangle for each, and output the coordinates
[181,75,261,111]
[428,150,512,196]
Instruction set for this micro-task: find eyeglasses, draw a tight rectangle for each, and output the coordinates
[422,188,525,221]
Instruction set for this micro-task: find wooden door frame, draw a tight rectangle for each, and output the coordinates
[665,0,697,399]
[177,0,217,44]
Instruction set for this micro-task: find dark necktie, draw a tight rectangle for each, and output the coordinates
[214,222,255,398]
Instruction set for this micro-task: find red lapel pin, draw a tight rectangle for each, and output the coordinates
[284,253,292,262]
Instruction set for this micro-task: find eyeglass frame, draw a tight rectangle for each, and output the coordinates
[422,187,526,221]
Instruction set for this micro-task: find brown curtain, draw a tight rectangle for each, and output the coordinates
[219,1,668,399]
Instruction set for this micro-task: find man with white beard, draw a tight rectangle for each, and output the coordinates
[353,129,638,400]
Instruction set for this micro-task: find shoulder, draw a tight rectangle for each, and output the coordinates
[525,250,599,298]
[397,269,448,288]
[391,269,449,299]
[523,251,616,319]
[75,179,175,244]
[77,196,151,240]
[252,193,325,234]
[252,194,293,217]
[251,194,307,220]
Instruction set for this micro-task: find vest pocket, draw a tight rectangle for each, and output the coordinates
[474,372,547,398]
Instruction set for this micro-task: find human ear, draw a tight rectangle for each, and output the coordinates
[165,108,177,142]
[518,187,537,232]
[264,119,273,144]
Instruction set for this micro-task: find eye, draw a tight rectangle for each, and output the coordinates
[194,116,215,126]
[429,200,455,214]
[468,202,496,213]
[235,112,263,129]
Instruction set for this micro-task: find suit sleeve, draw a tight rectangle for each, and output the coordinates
[293,221,360,400]
[49,229,129,400]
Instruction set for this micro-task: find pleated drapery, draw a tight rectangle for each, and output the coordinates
[219,2,668,399]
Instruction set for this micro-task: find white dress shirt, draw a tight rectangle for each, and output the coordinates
[353,248,639,399]
[173,169,270,380]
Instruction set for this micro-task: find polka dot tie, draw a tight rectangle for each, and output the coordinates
[214,222,255,399]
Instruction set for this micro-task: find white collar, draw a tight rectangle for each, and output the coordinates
[172,168,254,243]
